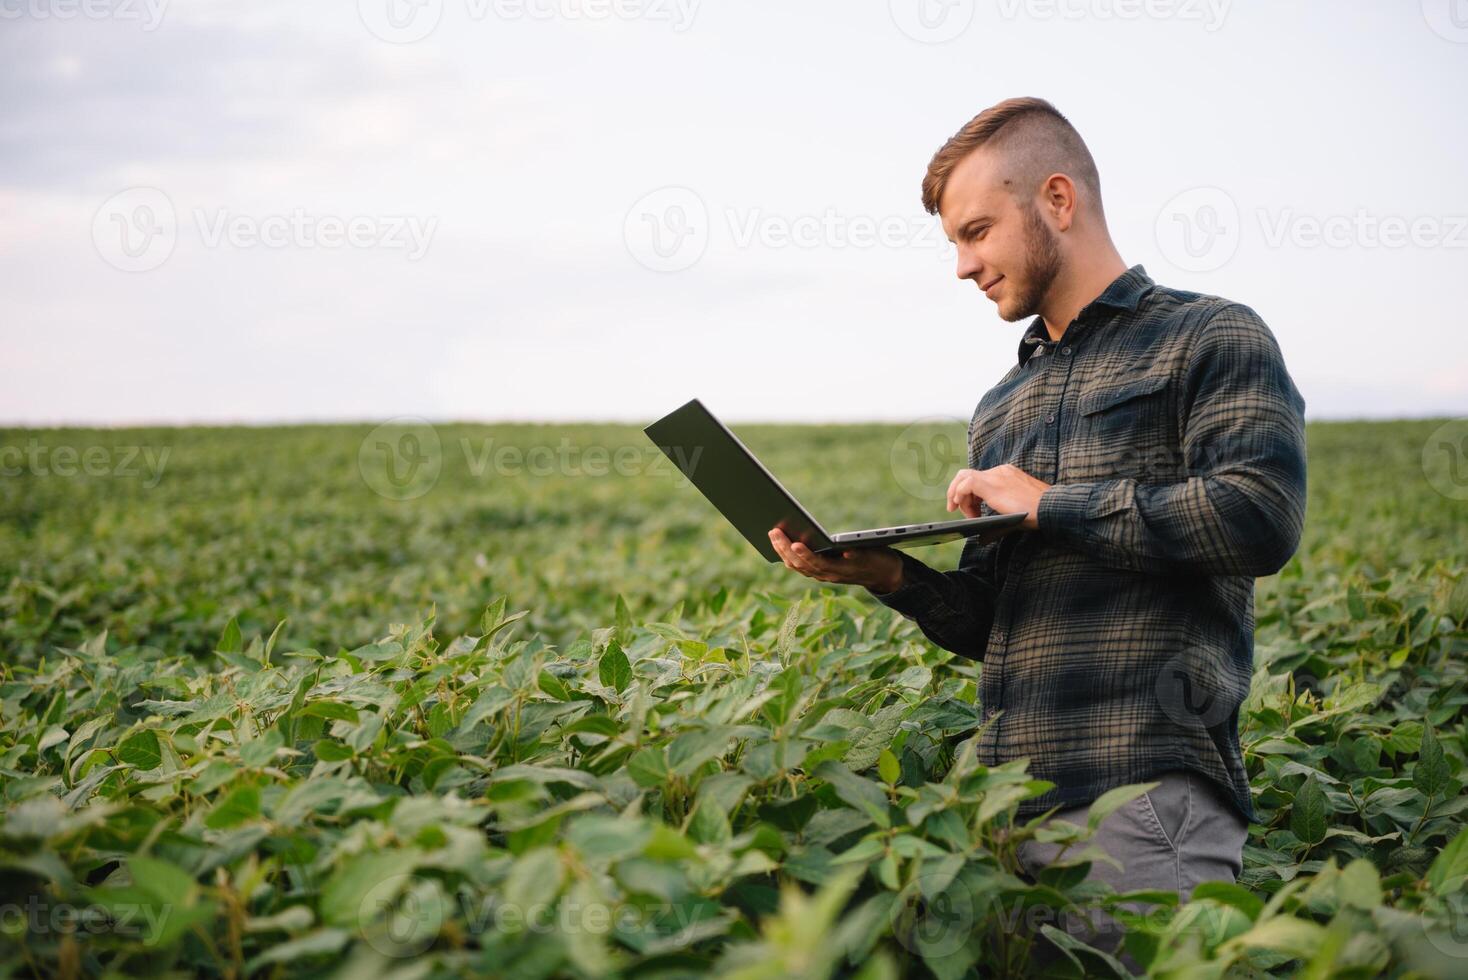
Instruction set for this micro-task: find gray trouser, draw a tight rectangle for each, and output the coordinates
[1013,768,1249,975]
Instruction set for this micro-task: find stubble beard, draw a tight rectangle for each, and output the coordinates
[998,203,1064,323]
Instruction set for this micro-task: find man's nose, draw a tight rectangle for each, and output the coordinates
[955,251,983,282]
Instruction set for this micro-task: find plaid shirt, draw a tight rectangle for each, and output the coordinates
[868,265,1307,826]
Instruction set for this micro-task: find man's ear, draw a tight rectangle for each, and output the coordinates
[1041,173,1077,232]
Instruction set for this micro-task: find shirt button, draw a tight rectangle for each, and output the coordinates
[1046,414,1056,424]
[1061,347,1072,355]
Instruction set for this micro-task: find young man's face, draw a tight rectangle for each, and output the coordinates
[938,148,1063,323]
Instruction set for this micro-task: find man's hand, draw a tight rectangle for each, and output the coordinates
[947,464,1049,530]
[768,528,906,593]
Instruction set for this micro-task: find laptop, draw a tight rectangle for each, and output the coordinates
[643,397,1026,563]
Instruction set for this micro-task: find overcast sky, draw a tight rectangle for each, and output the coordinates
[2,0,1465,425]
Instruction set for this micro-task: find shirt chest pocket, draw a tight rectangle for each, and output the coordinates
[1070,372,1183,482]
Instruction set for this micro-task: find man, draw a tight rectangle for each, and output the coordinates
[767,97,1307,963]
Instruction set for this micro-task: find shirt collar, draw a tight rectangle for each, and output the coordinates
[1017,264,1155,367]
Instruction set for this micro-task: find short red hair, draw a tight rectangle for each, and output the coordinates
[921,97,1103,218]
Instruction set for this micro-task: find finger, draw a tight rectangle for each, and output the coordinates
[948,470,975,514]
[790,542,829,575]
[777,537,814,575]
[769,532,797,569]
[955,471,986,518]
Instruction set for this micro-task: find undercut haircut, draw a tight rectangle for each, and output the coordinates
[921,97,1103,219]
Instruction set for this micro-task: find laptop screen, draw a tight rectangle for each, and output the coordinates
[644,398,833,563]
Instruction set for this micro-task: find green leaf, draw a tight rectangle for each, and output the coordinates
[37,725,69,755]
[206,784,262,829]
[459,685,513,731]
[1086,782,1155,833]
[479,598,529,647]
[627,746,669,788]
[298,700,360,724]
[117,729,163,770]
[614,593,634,643]
[217,615,243,653]
[1426,826,1468,896]
[878,749,901,786]
[1290,773,1329,846]
[1412,724,1449,798]
[245,928,350,972]
[762,667,802,728]
[239,729,284,767]
[1227,915,1325,960]
[1337,857,1382,910]
[815,761,890,828]
[1190,881,1264,920]
[598,641,631,694]
[668,728,732,778]
[1346,583,1366,620]
[262,618,288,664]
[129,855,196,907]
[320,849,421,927]
[566,815,652,862]
[776,598,804,660]
[313,740,354,762]
[501,848,564,930]
[538,670,572,702]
